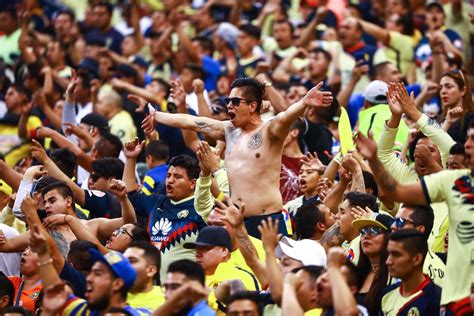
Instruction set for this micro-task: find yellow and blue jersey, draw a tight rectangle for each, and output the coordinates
[62,295,151,316]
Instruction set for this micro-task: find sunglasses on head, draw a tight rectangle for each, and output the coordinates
[394,217,417,229]
[360,226,384,237]
[224,97,253,106]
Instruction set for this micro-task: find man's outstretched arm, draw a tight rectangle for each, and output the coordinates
[141,105,227,141]
[355,132,427,205]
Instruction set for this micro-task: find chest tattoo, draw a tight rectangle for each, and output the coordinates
[225,126,240,155]
[247,129,263,150]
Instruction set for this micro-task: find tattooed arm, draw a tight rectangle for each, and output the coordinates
[151,111,226,141]
[320,223,345,252]
[356,132,427,205]
[367,157,426,205]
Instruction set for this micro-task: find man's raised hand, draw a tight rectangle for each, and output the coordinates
[109,179,128,200]
[31,139,49,163]
[123,137,145,159]
[214,196,245,228]
[258,218,280,252]
[196,141,220,177]
[128,94,147,113]
[303,81,333,108]
[354,131,377,161]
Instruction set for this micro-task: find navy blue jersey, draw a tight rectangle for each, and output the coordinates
[380,276,441,316]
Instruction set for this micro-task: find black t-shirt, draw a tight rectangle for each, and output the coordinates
[302,119,333,165]
[83,190,122,219]
[447,112,474,144]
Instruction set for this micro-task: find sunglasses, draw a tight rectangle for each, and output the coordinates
[394,217,418,229]
[360,226,384,237]
[224,97,253,106]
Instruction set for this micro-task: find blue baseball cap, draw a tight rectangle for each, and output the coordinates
[88,249,136,290]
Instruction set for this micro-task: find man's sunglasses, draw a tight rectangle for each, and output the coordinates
[360,226,384,237]
[224,97,254,106]
[394,217,418,229]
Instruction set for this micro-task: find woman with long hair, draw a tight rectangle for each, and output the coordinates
[440,69,473,144]
[352,214,395,315]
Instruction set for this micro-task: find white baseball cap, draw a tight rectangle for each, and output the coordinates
[363,80,388,104]
[275,237,327,266]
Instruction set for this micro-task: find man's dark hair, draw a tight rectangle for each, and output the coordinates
[93,1,113,16]
[41,181,74,204]
[230,78,264,112]
[314,97,340,124]
[130,224,151,242]
[56,9,76,22]
[193,36,214,55]
[294,201,325,240]
[183,63,205,80]
[145,140,169,162]
[362,171,378,197]
[11,84,32,101]
[151,78,171,99]
[129,241,161,285]
[92,157,124,180]
[274,19,294,34]
[0,272,14,308]
[95,132,123,158]
[226,291,263,316]
[239,24,261,40]
[310,47,332,63]
[389,229,428,261]
[67,240,98,273]
[4,306,34,316]
[344,191,379,213]
[35,176,61,194]
[167,259,205,286]
[50,148,77,179]
[400,204,434,240]
[408,132,427,162]
[449,142,465,156]
[292,265,323,289]
[168,155,200,180]
[0,8,17,21]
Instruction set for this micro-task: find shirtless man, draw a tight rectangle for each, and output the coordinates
[142,78,333,236]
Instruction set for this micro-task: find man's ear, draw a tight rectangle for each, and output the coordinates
[412,253,424,267]
[65,196,73,208]
[190,179,197,191]
[146,265,158,279]
[249,101,258,114]
[112,278,125,293]
[0,294,10,309]
[316,222,327,233]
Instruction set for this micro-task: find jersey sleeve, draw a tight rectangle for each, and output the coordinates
[420,172,447,204]
[62,295,89,316]
[141,174,156,195]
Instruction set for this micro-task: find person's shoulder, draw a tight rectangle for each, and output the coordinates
[382,281,401,296]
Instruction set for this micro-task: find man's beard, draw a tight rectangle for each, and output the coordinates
[88,291,111,311]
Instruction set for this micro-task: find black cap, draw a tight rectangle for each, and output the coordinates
[210,97,228,114]
[183,226,232,251]
[426,1,444,13]
[80,113,109,131]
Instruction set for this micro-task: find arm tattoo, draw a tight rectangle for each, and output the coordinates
[350,169,366,193]
[195,120,220,133]
[320,224,345,249]
[371,158,398,193]
[247,129,263,150]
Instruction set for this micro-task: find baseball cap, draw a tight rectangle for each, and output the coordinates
[183,226,232,251]
[88,249,137,290]
[0,180,12,196]
[216,22,239,49]
[132,56,149,69]
[275,237,327,266]
[210,97,228,114]
[426,1,444,13]
[363,80,388,104]
[116,64,137,79]
[351,213,394,232]
[80,113,109,132]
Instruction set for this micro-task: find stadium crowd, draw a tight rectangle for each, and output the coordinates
[0,0,472,315]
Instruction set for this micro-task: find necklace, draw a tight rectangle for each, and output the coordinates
[371,264,380,272]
